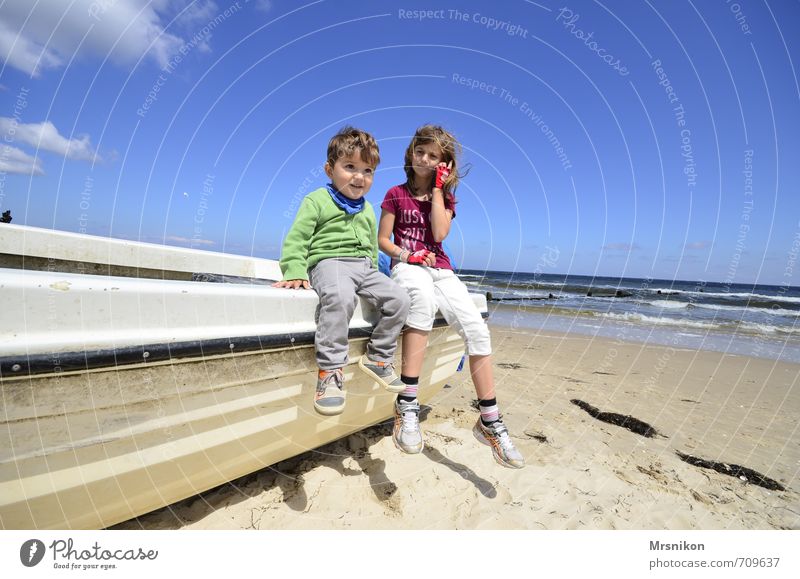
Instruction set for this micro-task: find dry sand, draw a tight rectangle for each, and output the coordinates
[113,327,800,530]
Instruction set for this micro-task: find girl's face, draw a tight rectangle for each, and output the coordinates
[411,141,445,178]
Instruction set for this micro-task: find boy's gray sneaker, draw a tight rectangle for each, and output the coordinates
[392,399,424,454]
[473,417,525,469]
[314,369,345,416]
[358,355,404,393]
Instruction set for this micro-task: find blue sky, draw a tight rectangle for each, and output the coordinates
[1,0,798,284]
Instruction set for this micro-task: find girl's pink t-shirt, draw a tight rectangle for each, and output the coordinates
[381,184,456,270]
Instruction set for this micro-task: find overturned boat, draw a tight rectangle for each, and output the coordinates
[0,224,482,529]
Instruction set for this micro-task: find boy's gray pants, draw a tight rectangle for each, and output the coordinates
[309,257,410,370]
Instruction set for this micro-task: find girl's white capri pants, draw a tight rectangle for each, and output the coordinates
[391,262,491,356]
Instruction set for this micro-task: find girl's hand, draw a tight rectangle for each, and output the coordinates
[272,279,310,289]
[435,161,452,189]
[423,251,436,267]
[407,249,432,265]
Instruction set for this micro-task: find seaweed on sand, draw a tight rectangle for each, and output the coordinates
[675,451,786,492]
[570,399,663,438]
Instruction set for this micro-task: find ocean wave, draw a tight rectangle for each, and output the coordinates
[738,322,800,335]
[597,312,799,336]
[682,290,800,304]
[646,287,681,295]
[598,312,727,330]
[648,300,688,309]
[691,303,800,317]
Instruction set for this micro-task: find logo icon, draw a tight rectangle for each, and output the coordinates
[20,540,46,567]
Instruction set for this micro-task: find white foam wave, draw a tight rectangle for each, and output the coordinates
[683,291,800,304]
[739,322,800,335]
[649,300,688,309]
[598,312,723,330]
[692,303,800,317]
[648,287,681,295]
[599,312,798,336]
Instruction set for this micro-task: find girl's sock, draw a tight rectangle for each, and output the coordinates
[479,397,500,426]
[398,375,419,403]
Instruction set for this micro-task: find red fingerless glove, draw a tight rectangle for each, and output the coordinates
[435,164,450,189]
[407,249,432,265]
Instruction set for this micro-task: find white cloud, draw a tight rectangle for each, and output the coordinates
[0,117,101,162]
[254,0,273,13]
[0,0,219,76]
[165,235,216,246]
[0,145,44,175]
[602,242,640,251]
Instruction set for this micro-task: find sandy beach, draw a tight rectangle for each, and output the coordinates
[113,325,800,530]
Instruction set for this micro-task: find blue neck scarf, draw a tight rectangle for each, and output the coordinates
[326,183,365,215]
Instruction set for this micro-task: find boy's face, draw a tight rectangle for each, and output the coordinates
[325,152,375,200]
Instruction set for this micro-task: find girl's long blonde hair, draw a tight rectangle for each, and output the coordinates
[404,124,467,203]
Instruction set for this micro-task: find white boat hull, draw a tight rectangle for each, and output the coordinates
[1,327,464,530]
[0,225,484,529]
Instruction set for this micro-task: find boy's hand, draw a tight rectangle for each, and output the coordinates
[272,279,310,289]
[407,249,434,266]
[435,161,452,189]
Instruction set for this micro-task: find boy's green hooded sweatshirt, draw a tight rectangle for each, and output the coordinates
[279,187,378,281]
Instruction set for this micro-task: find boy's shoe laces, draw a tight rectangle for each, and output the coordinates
[398,400,420,432]
[393,399,423,453]
[474,417,525,469]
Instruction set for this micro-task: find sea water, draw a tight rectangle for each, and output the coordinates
[458,270,800,364]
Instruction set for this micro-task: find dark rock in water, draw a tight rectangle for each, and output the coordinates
[0,210,11,223]
[486,291,493,301]
[586,290,593,296]
[615,290,633,297]
[570,399,662,438]
[675,451,785,491]
[548,293,554,299]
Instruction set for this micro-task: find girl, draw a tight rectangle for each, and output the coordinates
[378,125,524,469]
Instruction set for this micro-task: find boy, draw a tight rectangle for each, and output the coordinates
[274,127,410,416]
